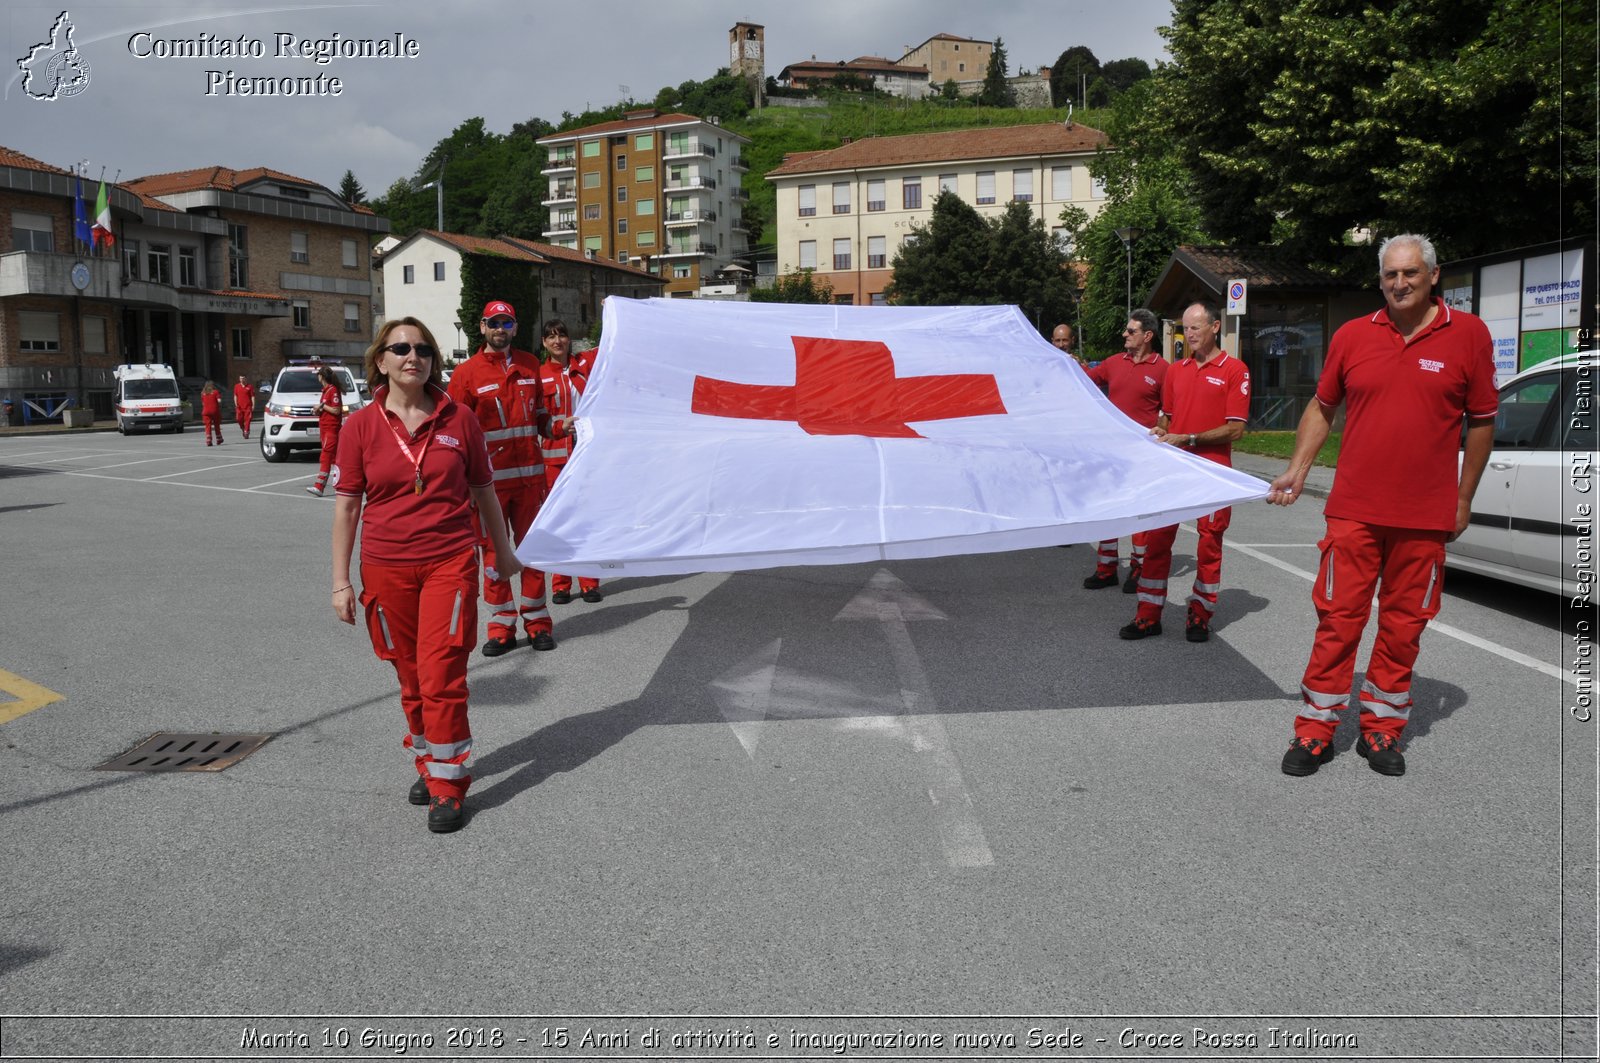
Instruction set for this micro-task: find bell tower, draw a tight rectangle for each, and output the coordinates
[729,23,765,106]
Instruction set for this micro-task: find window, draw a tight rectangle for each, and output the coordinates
[433,261,445,282]
[18,312,60,352]
[231,327,251,360]
[290,231,309,263]
[227,224,248,288]
[1491,373,1563,449]
[292,300,310,328]
[1091,175,1107,199]
[582,141,600,157]
[958,62,965,73]
[832,182,850,214]
[902,177,921,209]
[636,198,655,216]
[1013,169,1033,202]
[344,302,360,333]
[939,173,958,195]
[798,185,816,217]
[584,204,601,220]
[584,236,602,254]
[636,230,655,246]
[343,237,358,268]
[617,250,628,263]
[833,238,851,271]
[834,294,854,305]
[636,166,653,183]
[123,239,140,280]
[617,154,628,170]
[667,132,689,155]
[178,246,197,287]
[583,172,601,189]
[1051,166,1073,200]
[1052,227,1074,254]
[866,179,885,212]
[976,171,996,205]
[636,133,654,150]
[798,240,817,270]
[147,244,172,285]
[12,211,54,252]
[870,292,888,306]
[617,218,628,234]
[83,316,107,353]
[673,264,691,279]
[867,235,886,269]
[617,187,628,203]
[402,264,415,284]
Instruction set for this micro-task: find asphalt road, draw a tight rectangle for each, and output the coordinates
[0,430,1593,1062]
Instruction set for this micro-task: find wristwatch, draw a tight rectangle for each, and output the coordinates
[1188,434,1197,447]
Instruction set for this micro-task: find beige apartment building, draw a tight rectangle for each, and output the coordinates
[899,33,992,89]
[537,109,752,297]
[766,122,1111,304]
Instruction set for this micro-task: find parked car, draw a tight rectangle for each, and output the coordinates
[258,364,364,463]
[1447,351,1597,597]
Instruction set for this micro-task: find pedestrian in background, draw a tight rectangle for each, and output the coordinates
[329,317,521,833]
[233,375,255,439]
[307,365,344,496]
[200,380,224,445]
[1271,234,1497,778]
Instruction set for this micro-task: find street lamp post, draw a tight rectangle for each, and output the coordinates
[1114,226,1143,318]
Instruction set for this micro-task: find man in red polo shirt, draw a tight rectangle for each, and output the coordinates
[446,300,557,656]
[1271,234,1497,777]
[1083,308,1168,592]
[1120,300,1250,643]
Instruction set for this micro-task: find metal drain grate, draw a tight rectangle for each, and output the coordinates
[95,732,274,773]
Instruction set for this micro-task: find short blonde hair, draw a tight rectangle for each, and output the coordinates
[364,317,444,394]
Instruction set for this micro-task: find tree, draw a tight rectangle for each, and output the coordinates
[977,38,1016,108]
[1049,46,1100,108]
[883,191,992,306]
[457,253,539,349]
[1149,0,1594,269]
[984,201,1077,332]
[337,170,365,205]
[749,269,833,303]
[940,79,961,102]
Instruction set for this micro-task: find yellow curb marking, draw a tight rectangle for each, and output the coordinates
[0,669,64,725]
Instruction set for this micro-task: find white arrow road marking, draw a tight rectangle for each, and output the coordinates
[709,638,780,757]
[837,569,995,870]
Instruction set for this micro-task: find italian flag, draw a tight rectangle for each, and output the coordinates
[91,180,115,249]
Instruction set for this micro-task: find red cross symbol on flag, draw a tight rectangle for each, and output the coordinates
[691,336,1007,438]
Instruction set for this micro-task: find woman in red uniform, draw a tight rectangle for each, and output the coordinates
[329,318,521,834]
[306,365,344,496]
[199,381,224,445]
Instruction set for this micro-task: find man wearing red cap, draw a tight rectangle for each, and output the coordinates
[446,300,558,655]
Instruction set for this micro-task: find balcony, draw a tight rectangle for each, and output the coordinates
[656,243,717,259]
[545,153,576,174]
[730,217,750,234]
[542,186,577,206]
[730,187,749,201]
[664,176,716,193]
[544,214,578,237]
[729,154,747,170]
[0,251,290,317]
[663,140,717,161]
[664,209,716,227]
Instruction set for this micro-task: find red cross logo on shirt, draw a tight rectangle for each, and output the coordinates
[690,336,1007,438]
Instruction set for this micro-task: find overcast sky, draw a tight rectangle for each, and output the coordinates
[3,0,1173,197]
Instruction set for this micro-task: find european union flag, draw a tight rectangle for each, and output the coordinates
[72,174,92,251]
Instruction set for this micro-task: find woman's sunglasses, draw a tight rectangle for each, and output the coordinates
[381,342,435,358]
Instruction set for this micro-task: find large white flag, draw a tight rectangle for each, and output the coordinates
[518,298,1268,577]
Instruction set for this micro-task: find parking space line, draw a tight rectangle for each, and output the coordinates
[141,460,265,480]
[8,468,306,495]
[1225,536,1571,687]
[248,473,318,490]
[76,455,197,472]
[0,669,65,726]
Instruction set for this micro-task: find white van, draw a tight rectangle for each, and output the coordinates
[113,364,184,434]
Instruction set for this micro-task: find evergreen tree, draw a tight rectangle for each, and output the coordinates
[337,169,365,205]
[1049,47,1100,109]
[883,191,991,306]
[977,38,1016,108]
[749,269,833,303]
[985,201,1077,333]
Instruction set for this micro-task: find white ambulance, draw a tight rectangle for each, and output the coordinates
[113,364,185,434]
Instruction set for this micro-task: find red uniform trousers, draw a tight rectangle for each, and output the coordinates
[1294,518,1446,745]
[359,549,479,800]
[1134,507,1231,623]
[542,463,598,595]
[236,406,252,438]
[1094,530,1149,579]
[481,477,550,641]
[312,426,339,492]
[202,413,223,444]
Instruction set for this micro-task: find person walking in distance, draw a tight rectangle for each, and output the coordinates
[199,380,224,445]
[1119,301,1250,643]
[330,317,521,833]
[1271,234,1497,778]
[233,375,255,439]
[446,301,558,655]
[538,319,601,605]
[1082,309,1168,592]
[307,365,344,496]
